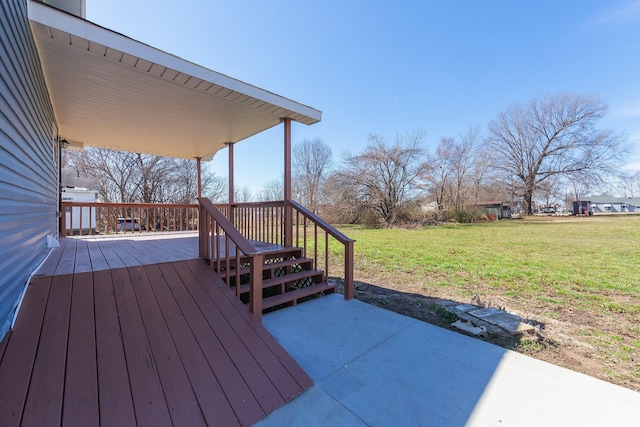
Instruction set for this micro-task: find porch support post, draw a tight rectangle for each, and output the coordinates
[283,118,293,247]
[226,142,235,224]
[196,157,202,199]
[226,142,235,204]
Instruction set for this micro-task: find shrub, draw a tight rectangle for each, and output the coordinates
[359,209,384,228]
[442,208,478,223]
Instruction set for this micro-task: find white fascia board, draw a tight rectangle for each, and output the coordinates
[28,1,322,124]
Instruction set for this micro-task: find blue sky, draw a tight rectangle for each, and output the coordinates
[86,0,640,194]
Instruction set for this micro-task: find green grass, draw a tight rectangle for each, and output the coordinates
[333,216,640,313]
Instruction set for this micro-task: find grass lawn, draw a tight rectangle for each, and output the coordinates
[331,215,640,390]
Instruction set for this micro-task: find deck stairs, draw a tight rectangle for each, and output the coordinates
[215,247,336,311]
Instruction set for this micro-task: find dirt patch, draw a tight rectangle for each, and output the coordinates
[336,277,640,392]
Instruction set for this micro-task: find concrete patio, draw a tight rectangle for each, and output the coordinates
[257,294,640,426]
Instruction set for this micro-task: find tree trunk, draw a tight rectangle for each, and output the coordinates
[523,187,534,215]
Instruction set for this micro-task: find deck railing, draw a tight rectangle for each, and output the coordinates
[217,201,286,245]
[198,198,264,319]
[289,200,355,300]
[222,200,355,300]
[60,201,199,237]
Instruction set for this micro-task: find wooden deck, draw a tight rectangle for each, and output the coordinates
[35,232,202,276]
[0,233,313,426]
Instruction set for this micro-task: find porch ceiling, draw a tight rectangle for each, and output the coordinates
[28,1,321,161]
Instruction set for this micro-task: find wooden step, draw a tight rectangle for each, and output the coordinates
[261,269,323,290]
[213,247,304,271]
[263,258,314,279]
[238,269,324,295]
[262,247,304,259]
[261,281,337,310]
[218,257,314,280]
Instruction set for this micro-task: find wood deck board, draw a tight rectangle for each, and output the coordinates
[0,276,51,426]
[106,239,154,267]
[86,240,111,271]
[55,238,78,276]
[35,238,67,277]
[110,267,173,426]
[74,239,93,273]
[145,263,243,425]
[169,262,286,414]
[137,236,186,260]
[190,260,314,391]
[156,262,266,425]
[21,274,72,426]
[178,261,308,400]
[1,234,313,426]
[93,269,137,426]
[94,239,127,270]
[63,271,99,426]
[127,265,207,427]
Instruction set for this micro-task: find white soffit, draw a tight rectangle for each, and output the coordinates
[28,1,321,161]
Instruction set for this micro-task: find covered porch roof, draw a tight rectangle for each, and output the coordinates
[28,1,321,161]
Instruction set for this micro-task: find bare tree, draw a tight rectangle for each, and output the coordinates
[487,93,627,215]
[293,138,332,213]
[321,174,362,224]
[134,153,174,203]
[65,148,140,202]
[428,126,485,216]
[618,171,640,198]
[430,137,455,211]
[257,178,284,201]
[536,176,562,209]
[64,148,226,204]
[234,186,253,203]
[569,175,595,202]
[450,126,483,211]
[163,159,227,203]
[204,173,228,203]
[335,130,429,226]
[469,143,493,206]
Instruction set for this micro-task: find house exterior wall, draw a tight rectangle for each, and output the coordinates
[0,0,57,339]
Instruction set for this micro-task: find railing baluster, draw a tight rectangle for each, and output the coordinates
[314,223,318,271]
[79,205,84,234]
[215,223,221,274]
[69,204,74,236]
[224,233,230,290]
[325,231,329,282]
[303,217,308,258]
[235,246,241,297]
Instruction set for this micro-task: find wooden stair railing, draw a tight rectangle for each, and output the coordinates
[217,200,355,302]
[198,198,264,320]
[289,200,355,300]
[201,199,355,316]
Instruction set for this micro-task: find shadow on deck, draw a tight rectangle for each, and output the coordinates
[0,234,312,426]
